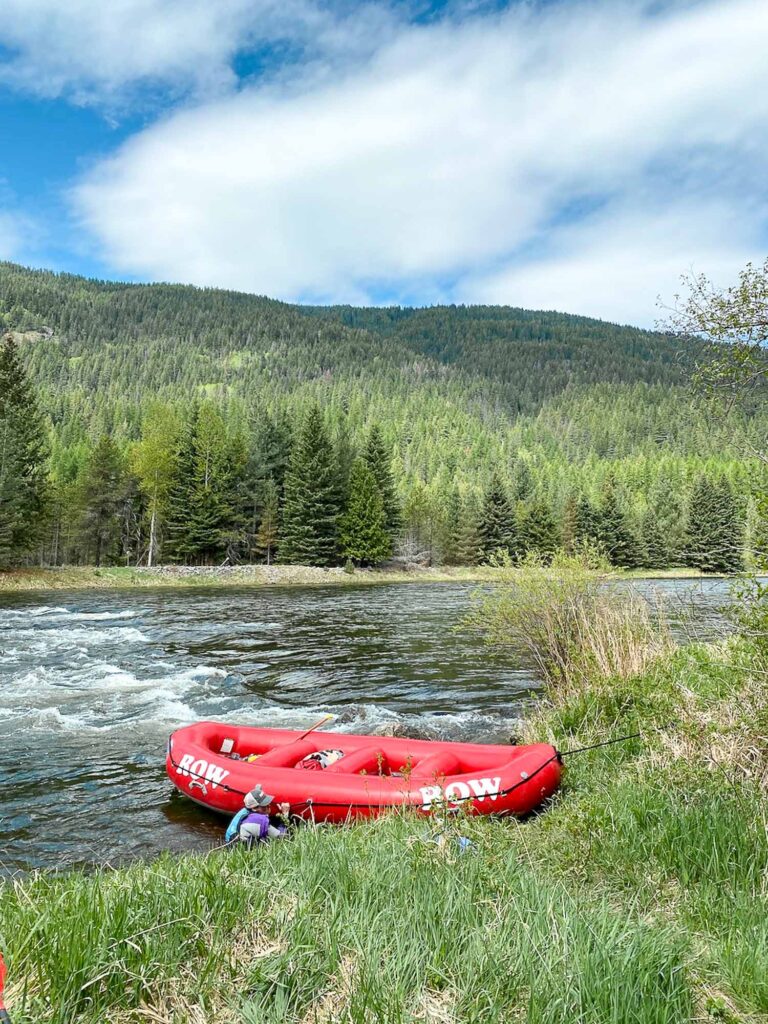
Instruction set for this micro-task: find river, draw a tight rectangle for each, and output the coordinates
[0,579,732,874]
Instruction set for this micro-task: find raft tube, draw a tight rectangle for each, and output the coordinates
[166,723,561,821]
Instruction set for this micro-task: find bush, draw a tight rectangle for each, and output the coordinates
[470,547,673,692]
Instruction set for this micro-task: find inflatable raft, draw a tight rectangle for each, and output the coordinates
[167,722,562,821]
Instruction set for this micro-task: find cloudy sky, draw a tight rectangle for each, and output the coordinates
[0,0,766,324]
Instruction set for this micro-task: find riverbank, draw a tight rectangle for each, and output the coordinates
[0,562,725,591]
[1,637,764,1022]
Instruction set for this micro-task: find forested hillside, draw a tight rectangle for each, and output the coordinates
[0,261,762,570]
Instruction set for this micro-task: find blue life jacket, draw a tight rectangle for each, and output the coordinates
[225,807,249,843]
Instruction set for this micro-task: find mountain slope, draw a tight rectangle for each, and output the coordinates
[0,260,754,508]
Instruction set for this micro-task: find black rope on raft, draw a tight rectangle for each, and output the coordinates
[560,721,676,758]
[168,723,675,813]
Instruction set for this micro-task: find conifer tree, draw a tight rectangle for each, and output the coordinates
[254,477,280,565]
[0,416,22,566]
[364,425,402,540]
[280,406,342,565]
[454,491,481,566]
[646,473,685,566]
[509,456,534,501]
[478,473,517,563]
[596,476,640,568]
[339,459,391,566]
[685,474,743,573]
[164,404,246,564]
[562,492,600,553]
[334,419,357,513]
[0,333,49,556]
[639,507,669,568]
[518,498,560,562]
[442,486,464,565]
[79,435,126,566]
[164,415,197,563]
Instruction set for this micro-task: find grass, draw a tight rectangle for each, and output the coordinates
[1,639,766,1022]
[0,563,728,593]
[0,565,505,592]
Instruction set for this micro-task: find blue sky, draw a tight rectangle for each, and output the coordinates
[0,0,766,325]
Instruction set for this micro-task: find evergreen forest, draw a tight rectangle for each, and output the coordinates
[0,260,763,571]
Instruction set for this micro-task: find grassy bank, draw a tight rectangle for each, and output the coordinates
[1,638,765,1023]
[0,563,724,592]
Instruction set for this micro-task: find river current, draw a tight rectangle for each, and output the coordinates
[0,580,731,874]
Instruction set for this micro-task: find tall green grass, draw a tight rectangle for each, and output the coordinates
[1,817,695,1024]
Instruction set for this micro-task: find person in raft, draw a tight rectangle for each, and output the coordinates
[225,785,290,845]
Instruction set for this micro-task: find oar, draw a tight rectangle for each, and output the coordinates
[0,951,12,1023]
[297,714,334,742]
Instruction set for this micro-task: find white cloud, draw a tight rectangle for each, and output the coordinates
[71,0,768,321]
[0,205,38,263]
[464,198,767,326]
[0,0,396,104]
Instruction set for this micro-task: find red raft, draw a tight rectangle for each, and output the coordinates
[167,722,562,821]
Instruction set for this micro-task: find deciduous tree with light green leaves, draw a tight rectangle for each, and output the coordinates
[131,403,181,566]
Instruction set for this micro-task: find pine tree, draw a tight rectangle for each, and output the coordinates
[478,473,517,563]
[254,477,280,565]
[364,425,402,540]
[339,459,391,566]
[646,473,685,566]
[455,491,481,566]
[509,456,534,501]
[334,419,357,513]
[0,333,49,556]
[639,507,669,568]
[442,486,464,565]
[518,499,560,562]
[562,492,600,553]
[685,474,743,573]
[714,477,743,573]
[164,414,197,563]
[79,435,126,566]
[280,406,342,565]
[596,476,640,568]
[244,411,292,553]
[0,416,22,566]
[164,404,246,564]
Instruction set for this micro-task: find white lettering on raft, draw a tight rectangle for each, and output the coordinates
[175,754,230,790]
[419,777,502,809]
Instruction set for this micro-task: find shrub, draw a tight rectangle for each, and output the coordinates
[470,547,673,692]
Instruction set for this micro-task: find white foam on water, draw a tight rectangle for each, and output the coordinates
[4,605,69,618]
[53,609,139,622]
[26,706,113,733]
[5,626,149,648]
[1,660,234,734]
[2,606,138,622]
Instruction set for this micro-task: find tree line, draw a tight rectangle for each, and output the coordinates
[0,333,753,573]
